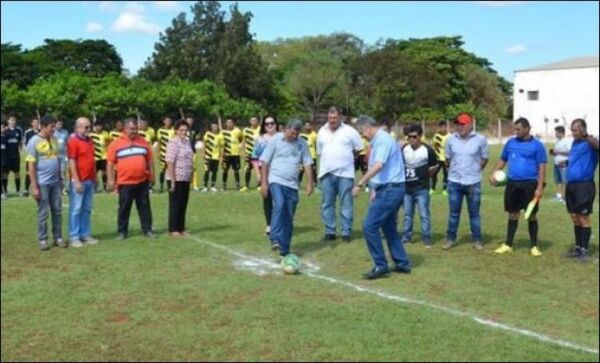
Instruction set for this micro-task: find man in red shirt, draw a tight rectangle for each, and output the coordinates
[107,118,156,239]
[67,117,98,247]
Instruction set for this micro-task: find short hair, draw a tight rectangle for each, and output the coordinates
[123,118,138,127]
[286,119,303,131]
[407,124,423,135]
[174,119,189,130]
[438,120,447,127]
[514,117,530,129]
[40,115,56,128]
[355,115,377,130]
[328,106,341,115]
[571,118,587,129]
[554,126,565,134]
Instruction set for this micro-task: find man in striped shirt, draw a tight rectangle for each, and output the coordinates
[90,122,110,192]
[157,117,175,192]
[241,116,260,192]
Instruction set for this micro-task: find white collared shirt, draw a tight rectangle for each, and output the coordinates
[316,122,363,179]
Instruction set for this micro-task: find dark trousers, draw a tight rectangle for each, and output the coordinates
[168,181,190,232]
[204,159,219,188]
[263,190,272,226]
[431,162,448,190]
[118,181,153,235]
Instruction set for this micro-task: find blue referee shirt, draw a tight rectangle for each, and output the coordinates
[567,138,599,183]
[500,137,547,181]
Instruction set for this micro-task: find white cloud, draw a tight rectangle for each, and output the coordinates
[85,21,103,33]
[111,2,161,34]
[505,44,527,54]
[153,1,179,11]
[475,1,528,7]
[98,1,116,12]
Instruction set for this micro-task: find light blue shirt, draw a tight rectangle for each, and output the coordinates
[445,132,489,185]
[259,133,313,190]
[54,129,69,157]
[368,129,405,186]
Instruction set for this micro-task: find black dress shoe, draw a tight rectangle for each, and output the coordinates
[324,234,336,241]
[342,235,351,243]
[393,266,412,274]
[362,267,390,280]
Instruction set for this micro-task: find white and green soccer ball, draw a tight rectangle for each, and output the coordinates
[281,254,301,274]
[492,170,508,187]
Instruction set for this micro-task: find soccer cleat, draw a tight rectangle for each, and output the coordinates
[70,239,84,248]
[530,246,542,257]
[240,186,248,192]
[442,241,456,250]
[83,237,99,245]
[54,238,68,248]
[265,226,271,235]
[563,245,581,258]
[472,242,484,251]
[201,187,208,192]
[577,249,591,263]
[494,244,514,254]
[38,240,50,251]
[210,187,218,192]
[193,186,200,191]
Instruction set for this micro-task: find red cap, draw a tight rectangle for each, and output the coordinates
[455,113,473,125]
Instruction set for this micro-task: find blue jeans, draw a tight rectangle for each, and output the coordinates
[402,188,432,244]
[37,182,63,241]
[446,181,482,243]
[319,173,354,236]
[363,183,410,270]
[553,164,567,185]
[69,180,94,240]
[269,183,299,256]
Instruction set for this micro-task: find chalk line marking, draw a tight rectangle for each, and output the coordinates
[190,236,598,355]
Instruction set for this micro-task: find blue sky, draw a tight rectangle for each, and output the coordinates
[1,1,598,80]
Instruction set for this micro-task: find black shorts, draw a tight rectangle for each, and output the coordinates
[505,180,538,214]
[566,181,596,215]
[95,160,106,173]
[205,159,219,173]
[224,156,241,171]
[5,158,20,173]
[354,155,367,173]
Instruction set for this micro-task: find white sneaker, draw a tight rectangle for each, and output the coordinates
[210,187,218,192]
[83,237,99,245]
[70,239,84,248]
[193,186,200,191]
[1,193,6,200]
[201,187,208,192]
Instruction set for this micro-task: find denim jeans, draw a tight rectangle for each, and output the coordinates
[446,181,482,242]
[363,183,410,270]
[69,180,95,240]
[319,173,354,236]
[269,183,299,256]
[37,182,63,241]
[402,187,432,244]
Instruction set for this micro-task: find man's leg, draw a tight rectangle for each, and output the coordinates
[319,174,337,236]
[37,185,50,242]
[117,184,135,235]
[269,183,285,248]
[233,157,241,189]
[338,176,354,238]
[380,185,410,269]
[222,158,230,189]
[363,187,394,269]
[244,157,252,188]
[80,180,94,239]
[134,181,153,234]
[401,191,416,243]
[49,182,63,241]
[466,183,482,244]
[445,182,463,244]
[69,181,84,240]
[416,188,432,245]
[280,185,299,256]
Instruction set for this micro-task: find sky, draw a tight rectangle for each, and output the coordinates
[1,1,598,81]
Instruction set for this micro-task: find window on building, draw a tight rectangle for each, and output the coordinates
[527,91,539,101]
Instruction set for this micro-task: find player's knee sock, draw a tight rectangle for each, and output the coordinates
[528,220,538,247]
[204,171,209,188]
[222,170,229,188]
[581,227,591,252]
[160,172,165,189]
[234,171,240,188]
[506,219,518,246]
[574,225,582,248]
[15,177,21,193]
[211,171,217,187]
[245,168,251,187]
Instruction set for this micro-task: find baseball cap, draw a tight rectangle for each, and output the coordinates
[455,113,473,125]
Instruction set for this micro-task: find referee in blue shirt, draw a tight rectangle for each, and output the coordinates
[563,119,599,262]
[491,117,547,257]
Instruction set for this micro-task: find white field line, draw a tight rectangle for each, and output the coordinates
[190,236,599,355]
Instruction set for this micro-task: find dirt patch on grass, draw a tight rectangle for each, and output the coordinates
[109,313,130,323]
[581,307,599,321]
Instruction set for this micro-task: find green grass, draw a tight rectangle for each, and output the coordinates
[1,146,599,361]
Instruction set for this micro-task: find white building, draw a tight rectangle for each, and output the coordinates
[513,56,599,139]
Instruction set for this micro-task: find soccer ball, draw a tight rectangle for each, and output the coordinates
[195,141,205,151]
[281,254,301,274]
[492,170,508,187]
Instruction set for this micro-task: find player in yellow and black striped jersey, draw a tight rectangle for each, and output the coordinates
[241,116,261,191]
[90,122,110,191]
[138,119,156,145]
[298,121,318,185]
[157,117,176,192]
[220,118,243,190]
[430,120,449,194]
[354,136,369,176]
[202,122,224,191]
[109,120,124,145]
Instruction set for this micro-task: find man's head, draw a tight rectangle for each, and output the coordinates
[7,116,16,128]
[31,118,40,131]
[303,121,313,133]
[513,117,531,140]
[355,115,379,141]
[115,120,124,131]
[554,125,565,139]
[437,120,448,134]
[163,117,173,128]
[570,118,588,140]
[284,119,303,141]
[185,117,194,127]
[75,117,91,137]
[454,112,473,137]
[210,121,219,133]
[138,119,148,130]
[56,119,64,130]
[406,124,424,148]
[94,122,104,133]
[327,106,342,131]
[226,118,235,130]
[39,115,57,138]
[249,116,259,128]
[123,118,139,139]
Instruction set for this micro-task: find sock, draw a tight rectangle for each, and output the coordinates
[528,220,538,247]
[160,172,165,189]
[234,171,240,188]
[15,177,21,193]
[581,227,591,252]
[574,225,582,248]
[245,169,251,187]
[204,172,209,188]
[25,175,31,192]
[506,219,518,246]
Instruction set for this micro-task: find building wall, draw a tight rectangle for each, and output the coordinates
[513,67,599,138]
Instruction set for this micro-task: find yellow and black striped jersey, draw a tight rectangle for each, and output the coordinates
[157,127,175,161]
[109,130,122,144]
[203,131,224,160]
[243,126,260,157]
[431,133,449,161]
[358,136,369,156]
[300,131,317,159]
[138,127,155,144]
[89,131,109,161]
[221,127,243,156]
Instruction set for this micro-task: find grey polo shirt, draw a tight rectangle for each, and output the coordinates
[445,131,489,185]
[260,133,313,190]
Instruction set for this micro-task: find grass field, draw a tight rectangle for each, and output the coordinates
[1,145,599,361]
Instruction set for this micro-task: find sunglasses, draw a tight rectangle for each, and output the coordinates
[265,122,275,126]
[407,135,419,139]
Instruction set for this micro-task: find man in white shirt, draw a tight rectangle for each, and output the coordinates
[551,125,572,202]
[317,106,363,242]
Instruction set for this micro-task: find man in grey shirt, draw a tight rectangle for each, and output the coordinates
[443,112,489,250]
[260,119,314,256]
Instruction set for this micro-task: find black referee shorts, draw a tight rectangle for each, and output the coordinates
[5,158,20,173]
[566,181,596,215]
[505,180,538,214]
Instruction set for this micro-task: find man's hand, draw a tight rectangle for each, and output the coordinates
[169,184,175,193]
[31,185,41,201]
[106,181,114,193]
[534,186,544,200]
[74,181,83,194]
[352,186,361,197]
[261,183,269,198]
[305,183,314,196]
[488,174,497,186]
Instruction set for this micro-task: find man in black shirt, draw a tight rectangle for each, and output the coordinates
[401,124,438,247]
[23,117,40,196]
[1,121,8,199]
[4,116,24,196]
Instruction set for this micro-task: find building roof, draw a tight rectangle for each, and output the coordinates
[516,56,599,73]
